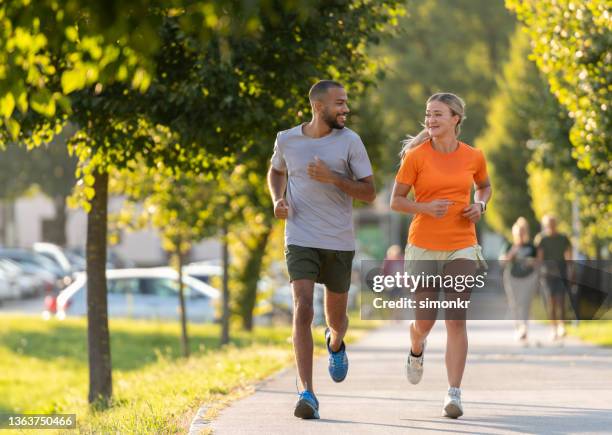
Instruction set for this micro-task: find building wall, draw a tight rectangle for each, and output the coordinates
[13,193,220,266]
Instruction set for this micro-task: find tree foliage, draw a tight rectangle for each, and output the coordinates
[2,0,405,402]
[507,0,611,214]
[357,0,516,175]
[507,0,611,255]
[474,29,556,238]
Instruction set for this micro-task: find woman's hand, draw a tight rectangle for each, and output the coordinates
[461,203,482,223]
[424,199,453,218]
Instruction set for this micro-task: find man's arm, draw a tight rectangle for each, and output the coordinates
[267,166,289,219]
[307,157,376,203]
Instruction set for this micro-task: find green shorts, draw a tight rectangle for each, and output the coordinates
[285,244,355,293]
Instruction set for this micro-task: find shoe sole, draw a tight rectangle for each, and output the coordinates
[294,400,320,419]
[443,403,463,419]
[330,371,347,383]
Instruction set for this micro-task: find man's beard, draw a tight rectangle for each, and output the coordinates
[323,110,345,129]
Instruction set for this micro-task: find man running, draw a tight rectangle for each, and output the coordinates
[267,80,376,419]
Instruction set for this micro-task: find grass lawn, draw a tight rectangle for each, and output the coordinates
[0,313,377,434]
[567,320,612,347]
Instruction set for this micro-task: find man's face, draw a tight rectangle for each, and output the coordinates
[543,217,557,234]
[318,87,349,129]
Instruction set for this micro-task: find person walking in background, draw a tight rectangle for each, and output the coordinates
[383,244,405,320]
[535,214,572,340]
[267,80,376,420]
[390,92,491,419]
[500,217,539,344]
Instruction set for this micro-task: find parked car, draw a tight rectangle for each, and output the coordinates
[67,246,134,270]
[183,262,222,284]
[0,259,44,299]
[33,242,75,277]
[54,267,220,322]
[0,248,69,292]
[0,265,18,301]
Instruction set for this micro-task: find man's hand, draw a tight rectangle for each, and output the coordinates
[462,203,482,223]
[273,198,289,219]
[424,199,453,218]
[307,156,338,184]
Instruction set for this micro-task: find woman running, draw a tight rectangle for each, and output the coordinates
[390,93,492,418]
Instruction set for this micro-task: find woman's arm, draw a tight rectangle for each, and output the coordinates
[390,182,452,218]
[462,177,492,223]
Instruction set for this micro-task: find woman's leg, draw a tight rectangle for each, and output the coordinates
[442,258,474,387]
[444,319,468,387]
[411,283,438,353]
[411,318,435,354]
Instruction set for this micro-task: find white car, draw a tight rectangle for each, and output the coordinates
[33,242,75,276]
[0,259,43,299]
[0,270,14,301]
[55,267,220,322]
[183,262,222,284]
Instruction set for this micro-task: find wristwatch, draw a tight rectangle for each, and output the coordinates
[476,200,486,213]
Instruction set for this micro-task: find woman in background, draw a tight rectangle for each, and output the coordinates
[500,217,539,344]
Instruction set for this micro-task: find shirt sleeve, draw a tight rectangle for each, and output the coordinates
[474,149,489,184]
[395,151,418,186]
[270,133,287,171]
[348,135,373,179]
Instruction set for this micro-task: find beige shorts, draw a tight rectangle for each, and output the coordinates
[404,244,487,276]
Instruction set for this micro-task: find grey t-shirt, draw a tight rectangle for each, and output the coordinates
[271,124,373,251]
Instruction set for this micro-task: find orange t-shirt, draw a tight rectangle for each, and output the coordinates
[395,140,488,251]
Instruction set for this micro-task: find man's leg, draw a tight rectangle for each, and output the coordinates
[324,289,349,352]
[292,279,315,391]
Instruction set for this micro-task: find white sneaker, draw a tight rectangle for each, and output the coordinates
[557,324,567,338]
[406,340,426,384]
[443,387,463,418]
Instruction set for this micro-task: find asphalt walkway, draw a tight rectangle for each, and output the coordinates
[203,320,612,434]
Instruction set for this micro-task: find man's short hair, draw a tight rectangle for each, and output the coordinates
[309,80,344,103]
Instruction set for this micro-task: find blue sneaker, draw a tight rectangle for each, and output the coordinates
[325,327,348,382]
[294,390,319,419]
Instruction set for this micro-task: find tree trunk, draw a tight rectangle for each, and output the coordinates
[86,170,112,405]
[177,248,190,358]
[221,222,230,345]
[238,226,272,331]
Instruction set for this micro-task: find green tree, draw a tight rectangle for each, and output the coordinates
[108,156,219,357]
[473,28,559,238]
[27,125,78,246]
[507,0,611,250]
[2,0,405,404]
[357,0,516,175]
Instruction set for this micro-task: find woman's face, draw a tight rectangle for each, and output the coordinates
[513,225,527,244]
[425,100,459,138]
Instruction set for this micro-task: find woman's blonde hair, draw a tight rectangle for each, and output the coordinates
[400,93,466,158]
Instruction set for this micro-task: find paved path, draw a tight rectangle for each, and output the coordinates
[206,321,612,434]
